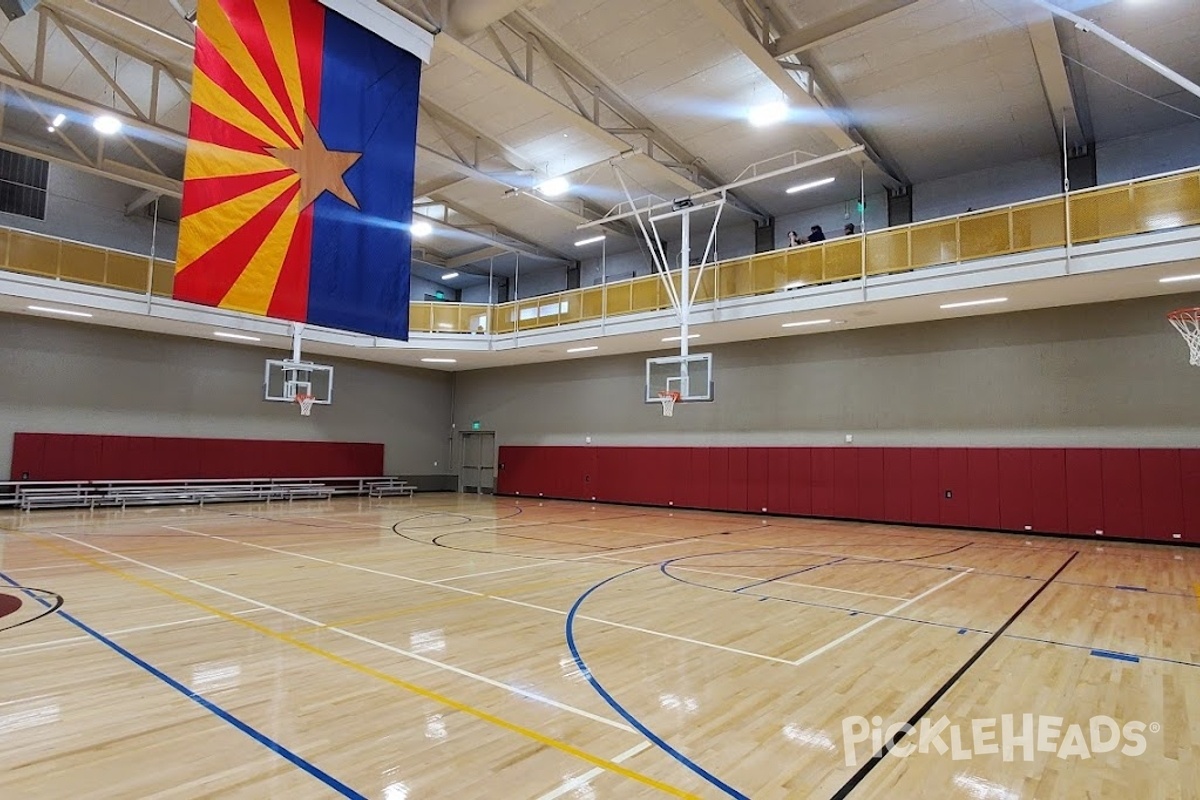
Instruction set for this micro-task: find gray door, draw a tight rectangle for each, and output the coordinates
[460,432,496,494]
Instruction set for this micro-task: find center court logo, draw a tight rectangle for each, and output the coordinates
[841,714,1157,767]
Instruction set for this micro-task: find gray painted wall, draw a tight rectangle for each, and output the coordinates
[0,313,455,478]
[453,294,1200,451]
[1096,120,1200,184]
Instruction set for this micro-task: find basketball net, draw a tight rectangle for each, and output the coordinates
[295,393,316,416]
[1168,308,1200,367]
[657,390,680,417]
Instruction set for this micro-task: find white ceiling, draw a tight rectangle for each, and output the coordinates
[0,0,1196,275]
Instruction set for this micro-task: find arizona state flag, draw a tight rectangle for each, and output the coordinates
[175,0,421,340]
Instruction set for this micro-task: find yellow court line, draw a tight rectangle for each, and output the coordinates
[1194,583,1200,612]
[26,535,698,800]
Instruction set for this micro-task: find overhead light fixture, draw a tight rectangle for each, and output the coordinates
[786,177,836,194]
[782,319,832,328]
[748,101,788,128]
[411,220,433,238]
[940,297,1008,310]
[213,331,261,342]
[441,272,459,281]
[51,113,66,128]
[662,334,700,342]
[46,126,55,133]
[1160,274,1200,284]
[92,115,122,135]
[575,235,606,247]
[421,357,457,364]
[27,305,93,318]
[536,176,570,197]
[567,346,598,353]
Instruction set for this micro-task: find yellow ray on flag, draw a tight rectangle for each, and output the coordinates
[220,191,302,315]
[185,141,295,182]
[197,0,301,144]
[253,0,307,131]
[176,174,299,273]
[192,69,292,150]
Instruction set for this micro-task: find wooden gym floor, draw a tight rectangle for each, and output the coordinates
[0,494,1197,799]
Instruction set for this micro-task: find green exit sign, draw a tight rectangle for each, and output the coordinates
[471,421,482,431]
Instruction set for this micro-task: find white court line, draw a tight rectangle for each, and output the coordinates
[0,560,122,572]
[163,525,794,665]
[790,569,974,667]
[535,741,653,800]
[0,608,268,657]
[57,532,636,733]
[432,537,718,583]
[602,560,909,602]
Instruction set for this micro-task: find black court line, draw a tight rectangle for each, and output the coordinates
[829,550,1079,800]
[0,586,64,634]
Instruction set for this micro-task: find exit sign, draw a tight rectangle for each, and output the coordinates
[471,421,482,430]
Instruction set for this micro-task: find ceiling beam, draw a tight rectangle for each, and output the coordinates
[40,1,194,80]
[1026,12,1086,150]
[771,0,921,58]
[445,245,507,270]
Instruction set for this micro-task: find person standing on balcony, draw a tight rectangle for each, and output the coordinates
[787,230,802,247]
[808,225,826,243]
[844,223,856,236]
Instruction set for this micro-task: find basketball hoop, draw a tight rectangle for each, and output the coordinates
[1168,308,1200,366]
[294,393,317,416]
[656,390,681,417]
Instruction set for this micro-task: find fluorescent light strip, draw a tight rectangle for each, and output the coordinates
[785,177,835,194]
[662,334,700,342]
[441,272,459,280]
[567,346,598,353]
[27,305,92,318]
[575,235,606,247]
[51,113,66,127]
[782,319,831,328]
[421,358,457,364]
[939,297,1008,310]
[213,331,260,342]
[1160,274,1200,284]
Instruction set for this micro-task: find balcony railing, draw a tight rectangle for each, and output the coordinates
[2,167,1197,335]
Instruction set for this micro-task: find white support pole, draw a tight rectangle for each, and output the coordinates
[291,323,305,362]
[690,198,726,308]
[860,167,867,302]
[679,207,691,397]
[1062,107,1073,275]
[1032,0,1200,102]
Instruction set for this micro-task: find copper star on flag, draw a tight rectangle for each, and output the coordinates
[268,118,362,210]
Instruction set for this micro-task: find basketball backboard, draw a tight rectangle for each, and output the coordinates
[265,359,333,404]
[645,353,713,403]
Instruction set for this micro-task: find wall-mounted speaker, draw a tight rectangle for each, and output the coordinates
[0,0,40,21]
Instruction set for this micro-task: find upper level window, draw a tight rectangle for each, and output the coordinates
[0,148,49,221]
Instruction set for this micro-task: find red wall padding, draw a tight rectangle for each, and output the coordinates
[496,445,1197,544]
[11,433,384,481]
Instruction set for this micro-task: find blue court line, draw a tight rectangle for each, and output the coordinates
[565,564,751,800]
[957,628,968,635]
[0,570,366,799]
[1091,649,1141,663]
[1115,585,1148,592]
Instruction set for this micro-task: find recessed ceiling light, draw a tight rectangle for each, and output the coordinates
[940,297,1008,310]
[748,101,788,127]
[662,334,700,342]
[537,176,570,197]
[27,304,93,318]
[93,114,122,135]
[441,272,459,280]
[46,126,55,133]
[567,346,598,353]
[575,235,606,247]
[213,331,260,342]
[51,113,66,128]
[782,319,832,328]
[411,220,433,238]
[786,177,836,194]
[421,357,457,364]
[1160,274,1200,284]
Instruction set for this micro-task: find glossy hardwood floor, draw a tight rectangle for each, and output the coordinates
[0,493,1197,799]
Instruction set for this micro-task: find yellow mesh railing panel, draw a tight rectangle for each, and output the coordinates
[910,220,958,269]
[580,286,604,319]
[866,230,908,275]
[786,248,823,287]
[59,241,109,286]
[605,282,632,315]
[1012,198,1066,252]
[492,303,516,334]
[959,209,1012,259]
[1131,173,1200,233]
[105,252,153,292]
[408,302,433,333]
[1071,185,1134,243]
[151,259,174,296]
[630,275,660,313]
[7,231,60,277]
[752,252,788,293]
[825,238,863,280]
